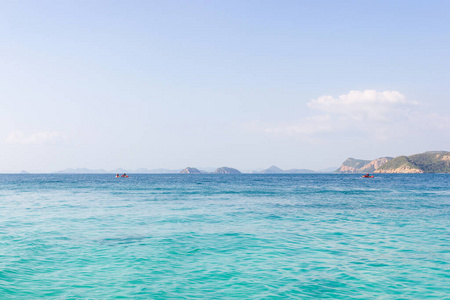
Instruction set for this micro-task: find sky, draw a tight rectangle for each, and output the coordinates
[1,0,449,172]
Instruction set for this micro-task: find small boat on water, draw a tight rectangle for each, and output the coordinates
[361,174,374,178]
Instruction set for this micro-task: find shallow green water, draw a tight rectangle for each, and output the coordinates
[0,174,449,298]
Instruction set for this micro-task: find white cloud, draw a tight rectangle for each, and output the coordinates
[258,89,449,142]
[307,90,416,121]
[5,130,67,145]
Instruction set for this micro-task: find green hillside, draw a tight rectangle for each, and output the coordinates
[375,156,420,172]
[409,152,450,173]
[335,158,371,173]
[375,151,450,173]
[343,158,371,168]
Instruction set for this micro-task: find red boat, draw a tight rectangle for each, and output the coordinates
[361,174,374,178]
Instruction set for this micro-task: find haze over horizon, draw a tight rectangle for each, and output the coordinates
[1,1,449,173]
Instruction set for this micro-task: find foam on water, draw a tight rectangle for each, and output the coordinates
[0,174,449,298]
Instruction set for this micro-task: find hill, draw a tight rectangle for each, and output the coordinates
[260,166,285,174]
[336,158,371,173]
[180,167,203,174]
[213,167,241,174]
[359,157,393,173]
[336,157,392,173]
[375,151,450,173]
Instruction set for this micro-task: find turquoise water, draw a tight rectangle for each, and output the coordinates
[0,174,449,299]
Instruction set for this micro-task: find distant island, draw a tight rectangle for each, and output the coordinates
[178,165,316,174]
[180,167,204,174]
[257,165,316,174]
[213,167,241,174]
[52,152,449,174]
[180,167,241,174]
[336,151,450,173]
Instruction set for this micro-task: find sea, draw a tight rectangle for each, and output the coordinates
[0,174,448,299]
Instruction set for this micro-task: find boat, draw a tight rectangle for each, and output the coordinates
[361,174,374,178]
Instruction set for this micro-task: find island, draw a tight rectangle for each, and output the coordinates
[213,167,241,174]
[258,165,315,174]
[336,157,392,173]
[335,151,450,173]
[180,167,203,174]
[375,151,450,173]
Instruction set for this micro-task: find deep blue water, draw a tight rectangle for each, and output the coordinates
[0,174,449,298]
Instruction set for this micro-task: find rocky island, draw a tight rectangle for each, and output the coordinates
[180,167,203,174]
[213,167,241,174]
[336,157,392,173]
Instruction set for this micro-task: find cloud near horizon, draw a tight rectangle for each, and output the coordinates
[5,130,67,145]
[257,90,449,141]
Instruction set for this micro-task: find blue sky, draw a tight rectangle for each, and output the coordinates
[1,1,449,172]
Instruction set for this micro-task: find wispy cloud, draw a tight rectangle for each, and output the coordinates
[263,115,335,136]
[258,90,449,141]
[5,130,67,145]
